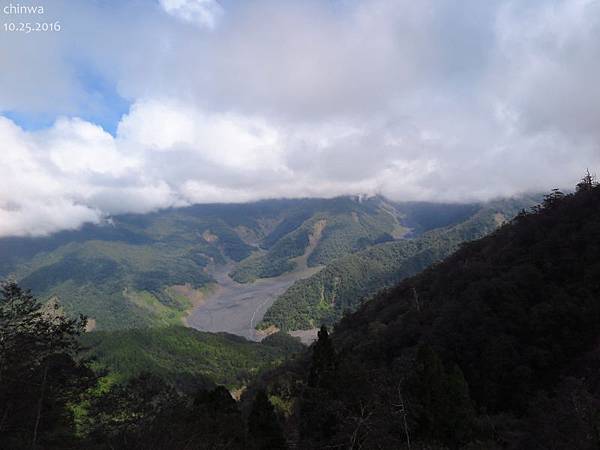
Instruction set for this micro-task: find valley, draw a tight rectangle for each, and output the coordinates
[0,195,473,331]
[2,183,597,450]
[0,195,536,337]
[186,262,321,340]
[3,3,596,446]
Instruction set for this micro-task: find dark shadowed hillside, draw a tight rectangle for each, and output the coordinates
[251,178,600,449]
[3,181,598,450]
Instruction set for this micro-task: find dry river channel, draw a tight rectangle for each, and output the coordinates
[186,263,321,341]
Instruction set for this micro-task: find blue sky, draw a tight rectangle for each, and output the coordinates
[4,69,130,134]
[66,65,131,135]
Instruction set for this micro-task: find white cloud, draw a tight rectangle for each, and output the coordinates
[159,0,223,29]
[117,99,283,170]
[1,0,600,237]
[42,118,138,176]
[117,100,197,151]
[0,118,102,237]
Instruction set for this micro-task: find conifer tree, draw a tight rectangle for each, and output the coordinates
[0,281,92,449]
[576,169,597,192]
[308,325,336,388]
[248,389,287,450]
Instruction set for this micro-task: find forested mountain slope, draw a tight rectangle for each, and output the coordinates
[0,281,301,449]
[1,196,482,330]
[254,179,600,449]
[3,182,596,450]
[228,197,479,283]
[260,196,539,331]
[81,326,303,392]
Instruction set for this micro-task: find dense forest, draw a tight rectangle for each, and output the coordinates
[1,196,490,331]
[230,199,486,284]
[2,177,599,449]
[260,196,539,331]
[254,174,600,449]
[0,282,294,449]
[0,197,397,329]
[228,198,401,282]
[80,326,303,392]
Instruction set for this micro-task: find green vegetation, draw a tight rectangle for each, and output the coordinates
[391,201,480,235]
[0,279,303,448]
[16,240,212,329]
[0,282,94,449]
[1,196,493,330]
[305,210,396,266]
[262,210,312,248]
[247,389,288,449]
[3,177,600,449]
[0,197,389,328]
[230,195,483,285]
[252,177,600,449]
[230,195,480,284]
[230,228,309,282]
[81,326,303,391]
[261,196,540,331]
[230,198,401,283]
[82,377,287,450]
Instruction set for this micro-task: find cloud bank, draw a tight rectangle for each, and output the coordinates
[1,0,599,236]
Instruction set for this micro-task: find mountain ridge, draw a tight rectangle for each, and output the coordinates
[2,195,493,330]
[251,180,600,448]
[259,195,541,331]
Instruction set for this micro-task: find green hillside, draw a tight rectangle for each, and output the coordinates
[260,196,540,331]
[1,203,265,329]
[0,198,348,329]
[230,196,483,283]
[252,179,600,449]
[1,196,484,330]
[81,326,304,391]
[16,241,213,329]
[4,184,595,449]
[229,197,399,282]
